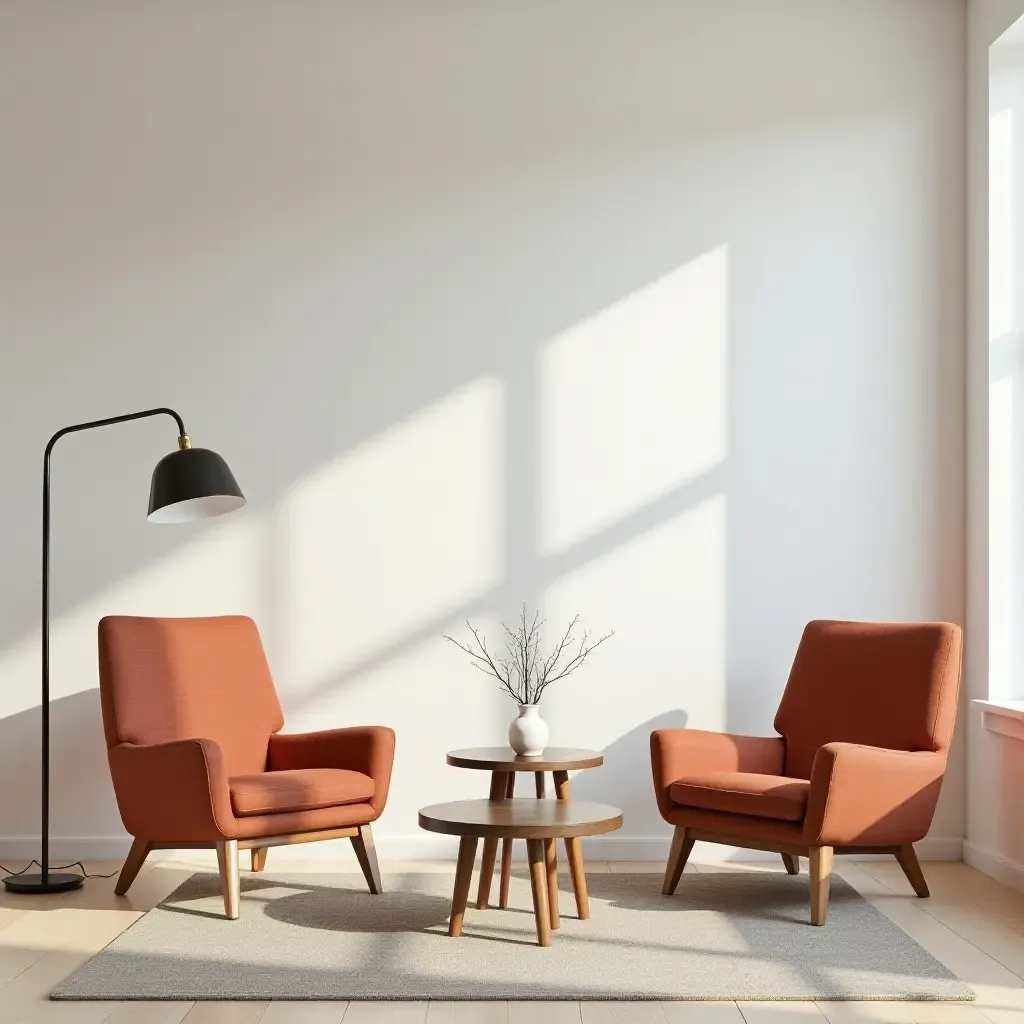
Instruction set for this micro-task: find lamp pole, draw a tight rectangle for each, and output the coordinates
[4,407,243,894]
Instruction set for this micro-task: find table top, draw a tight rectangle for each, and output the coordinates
[446,746,603,771]
[418,798,623,839]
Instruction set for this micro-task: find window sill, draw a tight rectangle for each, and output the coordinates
[975,699,1024,741]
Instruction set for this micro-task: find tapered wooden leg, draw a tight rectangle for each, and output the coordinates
[498,840,513,908]
[114,838,152,896]
[216,839,240,920]
[553,770,588,919]
[895,843,930,898]
[662,826,694,896]
[449,836,478,937]
[563,837,589,919]
[251,847,268,872]
[498,773,515,908]
[535,771,546,797]
[527,838,552,946]
[476,771,506,908]
[781,853,800,875]
[351,824,382,894]
[809,845,833,926]
[544,837,559,930]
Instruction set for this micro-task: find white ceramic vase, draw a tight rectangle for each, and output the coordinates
[509,703,549,756]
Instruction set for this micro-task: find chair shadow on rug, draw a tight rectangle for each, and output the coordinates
[584,872,860,927]
[161,873,453,931]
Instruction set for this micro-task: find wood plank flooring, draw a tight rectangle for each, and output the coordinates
[0,858,1017,1024]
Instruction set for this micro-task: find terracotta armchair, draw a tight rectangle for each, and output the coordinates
[651,620,962,925]
[98,615,396,918]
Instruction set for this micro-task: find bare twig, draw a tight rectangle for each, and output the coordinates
[445,605,613,704]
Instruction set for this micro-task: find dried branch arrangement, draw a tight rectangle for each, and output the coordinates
[444,605,613,705]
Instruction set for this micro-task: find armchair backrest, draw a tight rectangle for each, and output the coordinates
[774,619,962,780]
[98,615,284,776]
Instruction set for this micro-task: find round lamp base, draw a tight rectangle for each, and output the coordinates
[3,872,84,894]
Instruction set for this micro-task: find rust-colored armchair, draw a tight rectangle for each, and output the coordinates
[651,620,962,925]
[98,615,396,919]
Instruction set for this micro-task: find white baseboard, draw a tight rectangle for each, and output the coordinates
[0,833,964,864]
[963,840,1024,894]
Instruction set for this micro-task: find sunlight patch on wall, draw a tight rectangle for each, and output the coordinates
[277,377,502,690]
[539,246,728,556]
[0,515,266,718]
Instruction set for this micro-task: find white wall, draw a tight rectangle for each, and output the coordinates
[966,0,1024,888]
[0,1,965,862]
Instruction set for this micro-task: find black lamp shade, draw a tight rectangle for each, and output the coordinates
[147,447,245,523]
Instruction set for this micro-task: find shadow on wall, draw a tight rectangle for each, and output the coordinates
[0,3,965,850]
[571,711,689,845]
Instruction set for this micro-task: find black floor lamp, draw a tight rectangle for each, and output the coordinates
[3,407,245,895]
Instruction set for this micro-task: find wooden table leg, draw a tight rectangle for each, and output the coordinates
[553,769,590,919]
[498,773,515,908]
[544,837,559,930]
[565,836,590,920]
[527,838,552,946]
[475,771,505,909]
[538,770,557,888]
[449,836,478,937]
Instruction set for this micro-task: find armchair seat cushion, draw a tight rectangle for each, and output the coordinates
[669,771,809,823]
[229,768,374,818]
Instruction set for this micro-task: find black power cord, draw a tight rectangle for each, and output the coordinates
[0,859,118,880]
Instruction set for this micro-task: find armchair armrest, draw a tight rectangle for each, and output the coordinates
[650,728,785,822]
[803,742,946,846]
[107,738,235,842]
[268,726,396,818]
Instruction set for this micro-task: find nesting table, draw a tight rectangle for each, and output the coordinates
[446,746,604,918]
[419,798,622,946]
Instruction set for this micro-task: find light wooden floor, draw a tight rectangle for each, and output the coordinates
[0,856,1021,1024]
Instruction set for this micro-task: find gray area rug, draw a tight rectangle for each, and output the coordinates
[52,871,972,1002]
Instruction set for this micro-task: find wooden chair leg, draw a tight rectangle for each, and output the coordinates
[895,843,930,898]
[535,771,546,798]
[251,847,268,872]
[351,823,383,894]
[449,836,478,937]
[114,838,152,896]
[781,853,800,875]
[527,838,552,947]
[809,845,833,926]
[216,839,240,920]
[662,826,694,895]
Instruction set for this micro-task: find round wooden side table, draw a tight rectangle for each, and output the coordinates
[419,798,622,946]
[446,746,603,919]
